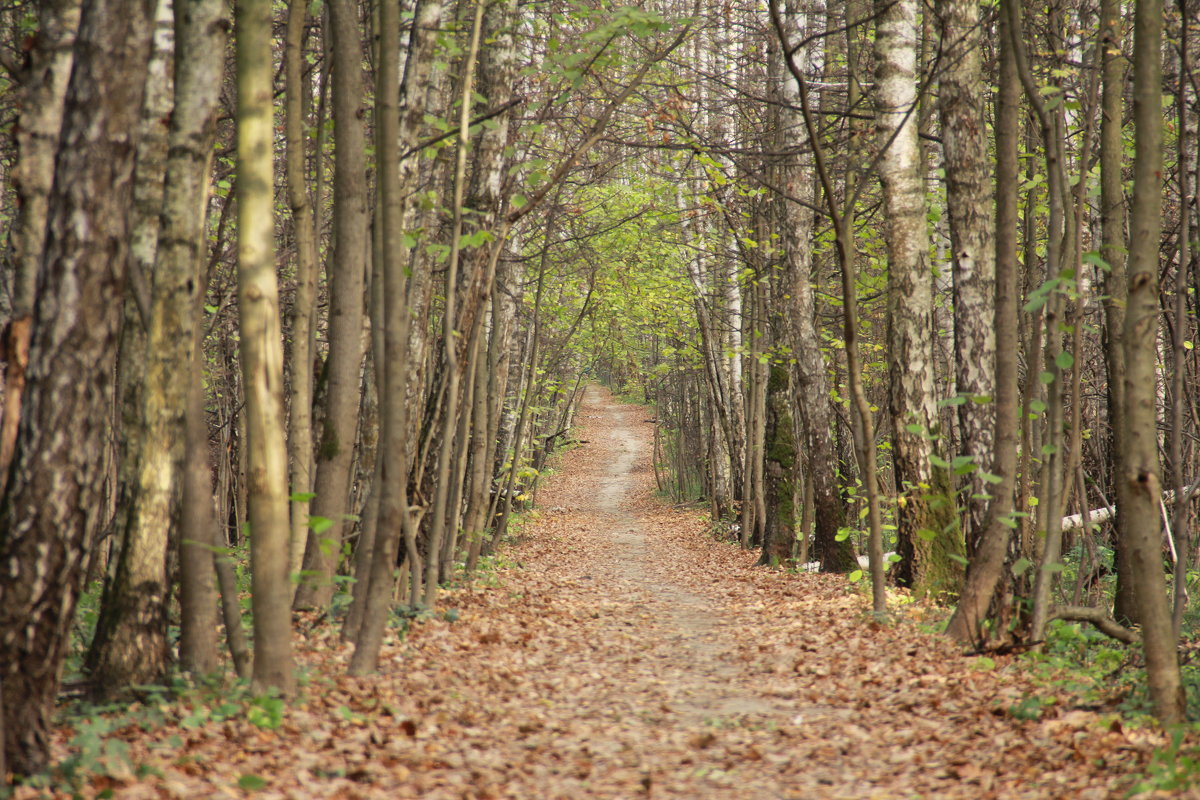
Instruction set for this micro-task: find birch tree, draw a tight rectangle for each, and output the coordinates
[0,0,154,772]
[875,0,963,598]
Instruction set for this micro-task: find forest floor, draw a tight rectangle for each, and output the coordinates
[21,385,1192,799]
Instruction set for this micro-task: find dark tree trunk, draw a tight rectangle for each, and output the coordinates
[0,0,154,774]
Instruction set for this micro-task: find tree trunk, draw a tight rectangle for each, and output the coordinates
[236,0,296,695]
[875,0,963,598]
[0,0,154,773]
[777,0,856,572]
[1122,0,1185,724]
[0,0,81,484]
[171,0,229,677]
[945,0,1020,644]
[87,0,180,697]
[284,0,319,584]
[293,0,370,611]
[349,0,445,675]
[936,0,995,552]
[1100,0,1136,626]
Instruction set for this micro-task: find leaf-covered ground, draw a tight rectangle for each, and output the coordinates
[20,386,1187,798]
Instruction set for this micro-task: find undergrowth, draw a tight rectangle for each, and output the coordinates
[5,675,293,800]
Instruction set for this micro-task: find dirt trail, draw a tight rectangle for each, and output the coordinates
[562,385,775,724]
[69,386,1162,800]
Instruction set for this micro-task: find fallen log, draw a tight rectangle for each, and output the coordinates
[1050,605,1139,644]
[1060,476,1200,532]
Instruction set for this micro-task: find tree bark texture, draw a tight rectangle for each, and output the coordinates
[171,0,229,677]
[294,0,370,611]
[87,0,179,697]
[0,0,154,773]
[944,0,1020,645]
[1121,0,1185,724]
[875,0,963,598]
[237,0,296,695]
[936,0,996,551]
[0,0,81,484]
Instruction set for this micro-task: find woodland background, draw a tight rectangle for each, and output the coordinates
[0,0,1196,782]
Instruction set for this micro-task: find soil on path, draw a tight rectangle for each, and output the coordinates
[45,386,1168,800]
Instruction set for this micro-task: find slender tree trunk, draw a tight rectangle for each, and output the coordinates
[172,0,229,677]
[1098,0,1135,626]
[777,0,856,572]
[945,0,1020,644]
[1170,1,1193,635]
[285,0,319,582]
[1122,0,1185,724]
[425,0,485,608]
[237,0,295,695]
[349,0,445,675]
[0,0,154,773]
[293,0,370,611]
[937,0,995,552]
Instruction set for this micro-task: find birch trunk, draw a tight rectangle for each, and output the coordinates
[936,0,995,550]
[0,0,154,772]
[0,0,81,483]
[875,0,963,597]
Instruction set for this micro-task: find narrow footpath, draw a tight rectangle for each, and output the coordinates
[78,386,1163,800]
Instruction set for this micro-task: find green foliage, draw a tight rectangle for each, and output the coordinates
[1128,730,1200,796]
[8,676,299,798]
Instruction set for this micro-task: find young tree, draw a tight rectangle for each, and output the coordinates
[236,0,295,695]
[945,0,1020,645]
[0,0,154,773]
[293,0,370,611]
[171,0,231,676]
[1121,0,1185,724]
[284,0,319,585]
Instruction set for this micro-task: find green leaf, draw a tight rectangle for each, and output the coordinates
[1012,557,1032,576]
[308,515,333,535]
[835,527,852,542]
[847,569,863,583]
[511,194,528,210]
[1082,250,1110,272]
[916,528,937,542]
[1029,398,1047,414]
[238,774,268,791]
[289,491,317,503]
[1039,371,1055,384]
[1055,351,1074,370]
[972,656,997,671]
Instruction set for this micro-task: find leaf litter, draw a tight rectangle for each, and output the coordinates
[19,385,1188,798]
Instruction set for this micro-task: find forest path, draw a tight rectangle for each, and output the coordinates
[75,386,1159,800]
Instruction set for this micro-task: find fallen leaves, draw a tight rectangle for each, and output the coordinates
[15,386,1188,799]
